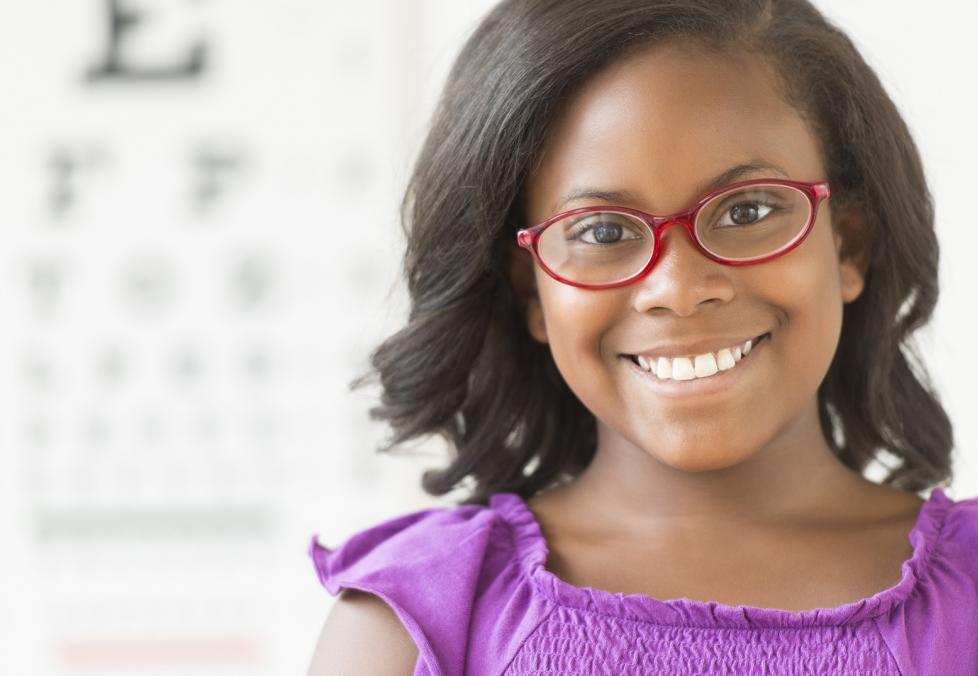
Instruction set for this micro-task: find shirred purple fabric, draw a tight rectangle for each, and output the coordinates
[309,487,978,675]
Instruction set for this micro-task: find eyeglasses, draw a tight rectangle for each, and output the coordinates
[516,178,831,289]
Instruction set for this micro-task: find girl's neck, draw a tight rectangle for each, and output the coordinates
[549,401,902,536]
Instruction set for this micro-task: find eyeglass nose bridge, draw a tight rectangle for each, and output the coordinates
[645,210,704,255]
[628,209,716,285]
[649,211,697,233]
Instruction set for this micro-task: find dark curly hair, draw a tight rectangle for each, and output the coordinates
[352,0,954,507]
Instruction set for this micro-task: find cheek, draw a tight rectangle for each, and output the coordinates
[539,281,618,351]
[765,221,845,388]
[536,274,625,382]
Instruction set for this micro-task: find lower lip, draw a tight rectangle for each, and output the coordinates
[621,333,770,400]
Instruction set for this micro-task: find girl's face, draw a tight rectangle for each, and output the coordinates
[516,44,866,473]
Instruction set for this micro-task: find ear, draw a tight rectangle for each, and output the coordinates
[832,202,869,304]
[507,242,549,343]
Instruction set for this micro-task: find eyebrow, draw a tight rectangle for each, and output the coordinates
[552,160,790,213]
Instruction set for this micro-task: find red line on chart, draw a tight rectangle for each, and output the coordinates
[59,635,260,668]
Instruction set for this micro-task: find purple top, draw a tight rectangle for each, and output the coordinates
[309,487,978,675]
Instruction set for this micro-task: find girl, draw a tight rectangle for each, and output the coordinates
[308,1,977,674]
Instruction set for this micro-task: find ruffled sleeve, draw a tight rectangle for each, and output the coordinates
[876,489,978,674]
[308,501,506,676]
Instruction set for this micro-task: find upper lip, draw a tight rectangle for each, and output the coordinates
[623,331,770,360]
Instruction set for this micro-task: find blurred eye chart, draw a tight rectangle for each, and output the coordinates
[0,1,495,673]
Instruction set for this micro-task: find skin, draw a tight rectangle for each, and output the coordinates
[510,43,924,609]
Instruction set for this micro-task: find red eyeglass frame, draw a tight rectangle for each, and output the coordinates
[516,177,832,290]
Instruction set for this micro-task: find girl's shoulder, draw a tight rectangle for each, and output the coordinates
[884,487,978,673]
[875,487,978,609]
[308,493,538,676]
[308,497,511,591]
[934,487,978,563]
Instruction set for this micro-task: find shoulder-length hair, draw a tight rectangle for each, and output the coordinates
[354,0,953,506]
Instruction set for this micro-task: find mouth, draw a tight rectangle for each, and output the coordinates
[620,331,772,396]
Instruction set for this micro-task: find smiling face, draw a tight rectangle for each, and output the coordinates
[514,43,866,474]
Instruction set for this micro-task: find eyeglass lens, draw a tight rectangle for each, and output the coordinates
[535,184,812,286]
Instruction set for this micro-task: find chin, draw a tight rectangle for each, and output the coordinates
[646,441,757,473]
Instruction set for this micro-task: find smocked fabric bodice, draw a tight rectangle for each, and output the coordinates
[309,487,978,675]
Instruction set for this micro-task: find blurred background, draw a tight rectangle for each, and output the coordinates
[0,1,974,674]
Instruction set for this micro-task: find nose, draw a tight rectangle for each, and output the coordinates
[629,218,735,316]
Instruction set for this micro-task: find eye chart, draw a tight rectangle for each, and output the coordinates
[0,1,495,673]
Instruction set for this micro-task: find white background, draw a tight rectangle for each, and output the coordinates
[0,1,974,674]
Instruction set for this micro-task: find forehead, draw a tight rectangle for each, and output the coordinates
[525,43,825,220]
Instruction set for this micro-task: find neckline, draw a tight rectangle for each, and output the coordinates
[489,487,952,628]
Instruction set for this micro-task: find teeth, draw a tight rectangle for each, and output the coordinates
[632,335,763,381]
[672,357,695,380]
[716,348,736,371]
[656,356,672,379]
[694,353,718,377]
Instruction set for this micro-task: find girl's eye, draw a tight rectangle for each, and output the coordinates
[717,201,776,227]
[566,216,644,244]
